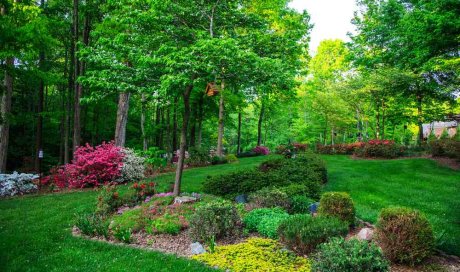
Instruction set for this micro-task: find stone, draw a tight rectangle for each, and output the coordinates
[356,227,374,241]
[235,194,248,204]
[190,242,206,255]
[174,196,197,204]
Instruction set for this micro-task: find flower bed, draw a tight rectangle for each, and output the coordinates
[317,140,405,159]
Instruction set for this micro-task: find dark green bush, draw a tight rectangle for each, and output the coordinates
[75,213,109,238]
[203,153,325,198]
[376,207,435,265]
[210,155,228,165]
[248,187,290,210]
[236,151,260,158]
[289,195,314,214]
[189,200,241,242]
[243,207,289,239]
[278,214,348,254]
[279,184,311,197]
[318,192,355,225]
[312,237,390,272]
[354,141,405,159]
[430,139,460,160]
[186,148,210,166]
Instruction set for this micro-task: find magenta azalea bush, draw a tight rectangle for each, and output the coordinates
[253,146,270,155]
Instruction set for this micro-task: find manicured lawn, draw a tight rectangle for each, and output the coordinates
[322,155,460,256]
[1,155,459,271]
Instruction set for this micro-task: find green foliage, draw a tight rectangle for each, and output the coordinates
[203,154,325,199]
[113,227,132,244]
[138,147,167,170]
[289,195,314,214]
[225,154,239,163]
[312,238,390,272]
[192,238,311,272]
[376,207,435,265]
[189,200,241,242]
[430,139,460,160]
[75,213,109,238]
[248,187,290,210]
[96,185,122,215]
[354,142,405,159]
[318,192,355,225]
[278,215,348,254]
[186,148,210,167]
[210,156,228,165]
[147,214,182,235]
[279,184,312,197]
[110,208,146,233]
[243,208,289,239]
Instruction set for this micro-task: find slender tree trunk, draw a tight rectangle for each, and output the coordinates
[237,111,242,154]
[216,80,225,156]
[114,92,130,147]
[381,100,386,139]
[417,94,424,144]
[0,57,14,173]
[257,99,265,146]
[375,102,380,140]
[189,104,196,148]
[172,96,178,153]
[196,95,204,148]
[72,0,81,153]
[35,50,45,172]
[141,93,147,151]
[173,82,193,196]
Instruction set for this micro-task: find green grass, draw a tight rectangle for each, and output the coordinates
[322,155,460,256]
[1,154,459,271]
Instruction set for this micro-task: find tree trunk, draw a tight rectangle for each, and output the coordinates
[155,103,161,147]
[0,57,14,173]
[173,83,193,196]
[216,80,225,157]
[196,95,204,148]
[171,96,178,153]
[189,104,196,148]
[141,93,147,151]
[257,99,265,146]
[114,92,130,147]
[72,0,80,153]
[381,99,386,139]
[237,111,242,154]
[35,50,45,172]
[417,94,424,144]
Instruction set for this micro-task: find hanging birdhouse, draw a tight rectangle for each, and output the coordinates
[205,82,220,97]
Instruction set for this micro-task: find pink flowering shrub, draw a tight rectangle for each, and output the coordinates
[253,146,270,155]
[46,142,124,188]
[317,140,404,158]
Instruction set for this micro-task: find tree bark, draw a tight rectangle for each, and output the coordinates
[216,80,225,156]
[189,103,196,148]
[257,99,265,146]
[141,93,147,151]
[417,94,424,144]
[173,82,194,196]
[72,0,80,153]
[172,96,178,153]
[0,57,13,173]
[237,111,242,154]
[196,94,204,148]
[114,92,130,147]
[35,50,45,172]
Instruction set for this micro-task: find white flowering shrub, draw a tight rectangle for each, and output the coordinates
[0,172,39,197]
[117,148,145,183]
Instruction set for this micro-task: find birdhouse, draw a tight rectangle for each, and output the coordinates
[205,82,220,97]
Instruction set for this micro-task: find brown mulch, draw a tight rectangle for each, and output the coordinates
[431,157,460,171]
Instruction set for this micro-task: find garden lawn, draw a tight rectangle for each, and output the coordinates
[322,155,460,256]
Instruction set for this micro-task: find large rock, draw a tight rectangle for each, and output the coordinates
[235,194,248,204]
[174,196,197,204]
[190,242,206,255]
[356,227,374,241]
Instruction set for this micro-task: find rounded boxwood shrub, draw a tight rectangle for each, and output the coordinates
[312,237,390,272]
[289,195,315,214]
[318,192,355,225]
[189,200,241,242]
[243,207,289,239]
[376,207,435,265]
[278,214,348,254]
[248,187,290,210]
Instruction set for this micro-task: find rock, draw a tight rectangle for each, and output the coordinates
[235,194,248,204]
[174,196,197,204]
[190,242,206,255]
[309,202,319,214]
[356,227,374,241]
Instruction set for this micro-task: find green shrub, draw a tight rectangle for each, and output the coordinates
[75,213,109,238]
[248,187,290,210]
[354,140,405,159]
[236,151,260,158]
[96,185,121,214]
[186,147,210,167]
[147,214,182,235]
[192,238,310,272]
[243,208,289,239]
[430,139,460,160]
[211,156,228,165]
[279,184,311,197]
[318,192,355,225]
[312,237,390,272]
[113,226,132,243]
[203,154,325,198]
[289,195,314,214]
[376,207,435,265]
[278,214,348,254]
[110,208,146,233]
[225,154,238,163]
[189,200,241,242]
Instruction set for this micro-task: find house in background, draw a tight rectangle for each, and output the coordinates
[422,114,459,139]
